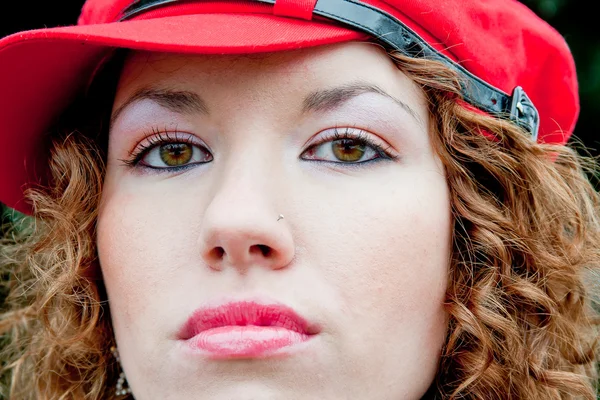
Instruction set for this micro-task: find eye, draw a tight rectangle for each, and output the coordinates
[123,129,213,170]
[142,142,212,168]
[301,127,395,164]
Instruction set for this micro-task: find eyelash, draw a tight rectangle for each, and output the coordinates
[120,128,203,169]
[304,126,398,163]
[121,126,398,171]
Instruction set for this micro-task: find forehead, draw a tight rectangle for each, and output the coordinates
[113,42,427,113]
[119,41,390,77]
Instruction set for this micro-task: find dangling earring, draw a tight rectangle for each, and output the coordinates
[111,346,133,397]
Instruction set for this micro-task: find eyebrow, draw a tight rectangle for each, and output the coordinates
[110,87,209,128]
[302,82,423,126]
[110,82,422,128]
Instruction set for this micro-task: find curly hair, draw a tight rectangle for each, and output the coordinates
[1,49,599,399]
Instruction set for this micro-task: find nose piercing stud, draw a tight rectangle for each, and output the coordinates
[277,214,284,221]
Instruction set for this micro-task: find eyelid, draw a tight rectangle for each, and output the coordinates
[304,126,399,159]
[130,128,207,155]
[122,128,210,168]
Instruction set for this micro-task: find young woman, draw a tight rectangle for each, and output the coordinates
[1,0,598,399]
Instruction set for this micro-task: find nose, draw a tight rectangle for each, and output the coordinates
[198,173,295,272]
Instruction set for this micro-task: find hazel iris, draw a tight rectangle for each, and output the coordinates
[332,139,366,162]
[159,143,193,166]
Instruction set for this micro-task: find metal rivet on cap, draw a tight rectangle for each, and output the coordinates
[516,101,524,115]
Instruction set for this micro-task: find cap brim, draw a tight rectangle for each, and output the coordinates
[0,13,365,214]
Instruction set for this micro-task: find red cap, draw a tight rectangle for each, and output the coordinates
[0,0,579,214]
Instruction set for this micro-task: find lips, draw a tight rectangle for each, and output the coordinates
[178,300,320,359]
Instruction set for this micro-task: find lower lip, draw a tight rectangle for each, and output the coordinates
[185,326,312,359]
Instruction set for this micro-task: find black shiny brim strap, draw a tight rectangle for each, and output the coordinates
[119,0,540,140]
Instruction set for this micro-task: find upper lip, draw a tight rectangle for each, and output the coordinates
[178,298,321,340]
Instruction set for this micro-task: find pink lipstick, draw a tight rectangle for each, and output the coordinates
[179,300,319,359]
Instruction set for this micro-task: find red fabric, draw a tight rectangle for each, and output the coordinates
[78,0,132,24]
[274,0,319,20]
[0,0,580,214]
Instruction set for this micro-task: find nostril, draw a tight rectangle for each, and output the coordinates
[254,244,272,257]
[206,244,275,265]
[209,247,225,260]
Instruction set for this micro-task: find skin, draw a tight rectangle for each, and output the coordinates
[97,42,451,400]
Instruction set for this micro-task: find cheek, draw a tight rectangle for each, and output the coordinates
[302,171,451,382]
[306,171,450,307]
[96,190,198,327]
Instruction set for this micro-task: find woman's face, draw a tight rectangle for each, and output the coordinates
[97,42,451,400]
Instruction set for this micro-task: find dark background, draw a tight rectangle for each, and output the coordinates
[1,0,599,222]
